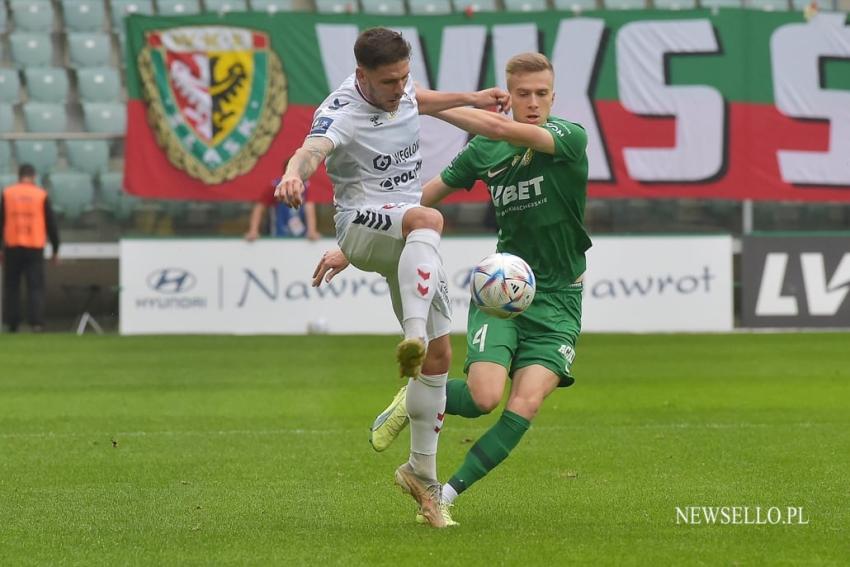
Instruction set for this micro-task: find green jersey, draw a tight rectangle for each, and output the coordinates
[441,116,592,292]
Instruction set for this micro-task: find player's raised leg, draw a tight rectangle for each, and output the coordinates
[395,206,444,378]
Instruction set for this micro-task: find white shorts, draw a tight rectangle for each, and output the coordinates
[335,202,452,341]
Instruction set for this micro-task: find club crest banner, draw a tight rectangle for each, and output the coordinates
[124,11,850,203]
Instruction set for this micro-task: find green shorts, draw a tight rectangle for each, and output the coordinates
[464,284,582,388]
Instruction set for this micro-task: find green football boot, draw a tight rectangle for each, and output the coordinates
[369,385,410,452]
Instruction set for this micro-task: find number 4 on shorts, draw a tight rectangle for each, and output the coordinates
[472,324,489,353]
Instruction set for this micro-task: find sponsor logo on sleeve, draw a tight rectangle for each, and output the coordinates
[545,122,570,137]
[310,116,334,135]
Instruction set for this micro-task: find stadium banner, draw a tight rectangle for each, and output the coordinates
[124,11,850,204]
[741,234,850,328]
[583,235,733,332]
[119,236,732,334]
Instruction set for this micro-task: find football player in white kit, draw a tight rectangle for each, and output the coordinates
[275,27,509,528]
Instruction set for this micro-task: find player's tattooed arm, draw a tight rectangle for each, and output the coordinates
[434,107,555,154]
[275,137,334,208]
[416,85,511,115]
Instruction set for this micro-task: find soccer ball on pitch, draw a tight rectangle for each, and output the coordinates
[469,253,536,319]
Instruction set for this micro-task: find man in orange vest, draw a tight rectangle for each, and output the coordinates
[0,164,60,333]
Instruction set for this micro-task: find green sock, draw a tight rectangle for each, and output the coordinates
[447,410,530,496]
[445,378,486,418]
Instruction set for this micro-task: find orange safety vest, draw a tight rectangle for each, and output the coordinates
[2,182,48,249]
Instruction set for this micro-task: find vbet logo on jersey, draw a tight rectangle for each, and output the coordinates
[138,26,287,184]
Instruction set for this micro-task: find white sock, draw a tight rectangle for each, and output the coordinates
[405,371,448,482]
[398,228,441,341]
[442,483,459,504]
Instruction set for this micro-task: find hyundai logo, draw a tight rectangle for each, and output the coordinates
[147,268,197,294]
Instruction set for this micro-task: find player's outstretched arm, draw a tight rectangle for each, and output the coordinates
[416,86,511,116]
[435,107,555,155]
[275,137,334,208]
[421,176,461,207]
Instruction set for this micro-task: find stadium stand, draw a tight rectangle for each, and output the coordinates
[157,0,202,15]
[0,103,14,132]
[50,170,96,219]
[13,140,60,172]
[66,140,110,175]
[453,0,500,12]
[0,68,22,101]
[82,102,126,134]
[0,0,846,242]
[23,102,68,133]
[408,0,453,14]
[110,0,154,34]
[315,0,359,12]
[204,0,249,11]
[701,0,745,7]
[361,0,406,13]
[99,171,137,220]
[10,0,55,33]
[653,0,698,9]
[0,140,12,172]
[603,0,646,8]
[76,67,122,103]
[61,0,108,32]
[9,32,55,68]
[551,0,598,11]
[503,0,549,11]
[250,0,300,12]
[749,0,791,10]
[67,32,113,67]
[24,68,70,103]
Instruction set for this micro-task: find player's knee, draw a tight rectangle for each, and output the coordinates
[470,389,500,414]
[506,395,543,421]
[404,207,443,235]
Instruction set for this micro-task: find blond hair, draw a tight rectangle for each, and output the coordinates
[505,52,553,80]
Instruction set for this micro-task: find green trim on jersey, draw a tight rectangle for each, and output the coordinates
[441,116,591,291]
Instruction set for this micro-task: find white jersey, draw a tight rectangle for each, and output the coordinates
[307,74,423,212]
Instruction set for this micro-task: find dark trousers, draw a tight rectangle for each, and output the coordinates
[2,247,46,332]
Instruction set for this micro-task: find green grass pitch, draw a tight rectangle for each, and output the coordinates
[1,333,848,565]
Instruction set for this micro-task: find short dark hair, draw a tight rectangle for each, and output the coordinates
[354,27,411,70]
[18,163,36,180]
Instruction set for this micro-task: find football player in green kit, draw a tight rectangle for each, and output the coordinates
[313,52,591,524]
[370,51,591,522]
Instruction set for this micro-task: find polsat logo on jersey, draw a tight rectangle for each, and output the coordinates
[136,268,208,310]
[138,26,287,184]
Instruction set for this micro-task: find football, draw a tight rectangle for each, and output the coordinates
[469,252,536,319]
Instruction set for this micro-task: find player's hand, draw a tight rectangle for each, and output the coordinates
[244,229,260,242]
[306,229,321,242]
[472,87,511,113]
[274,175,305,209]
[312,248,350,287]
